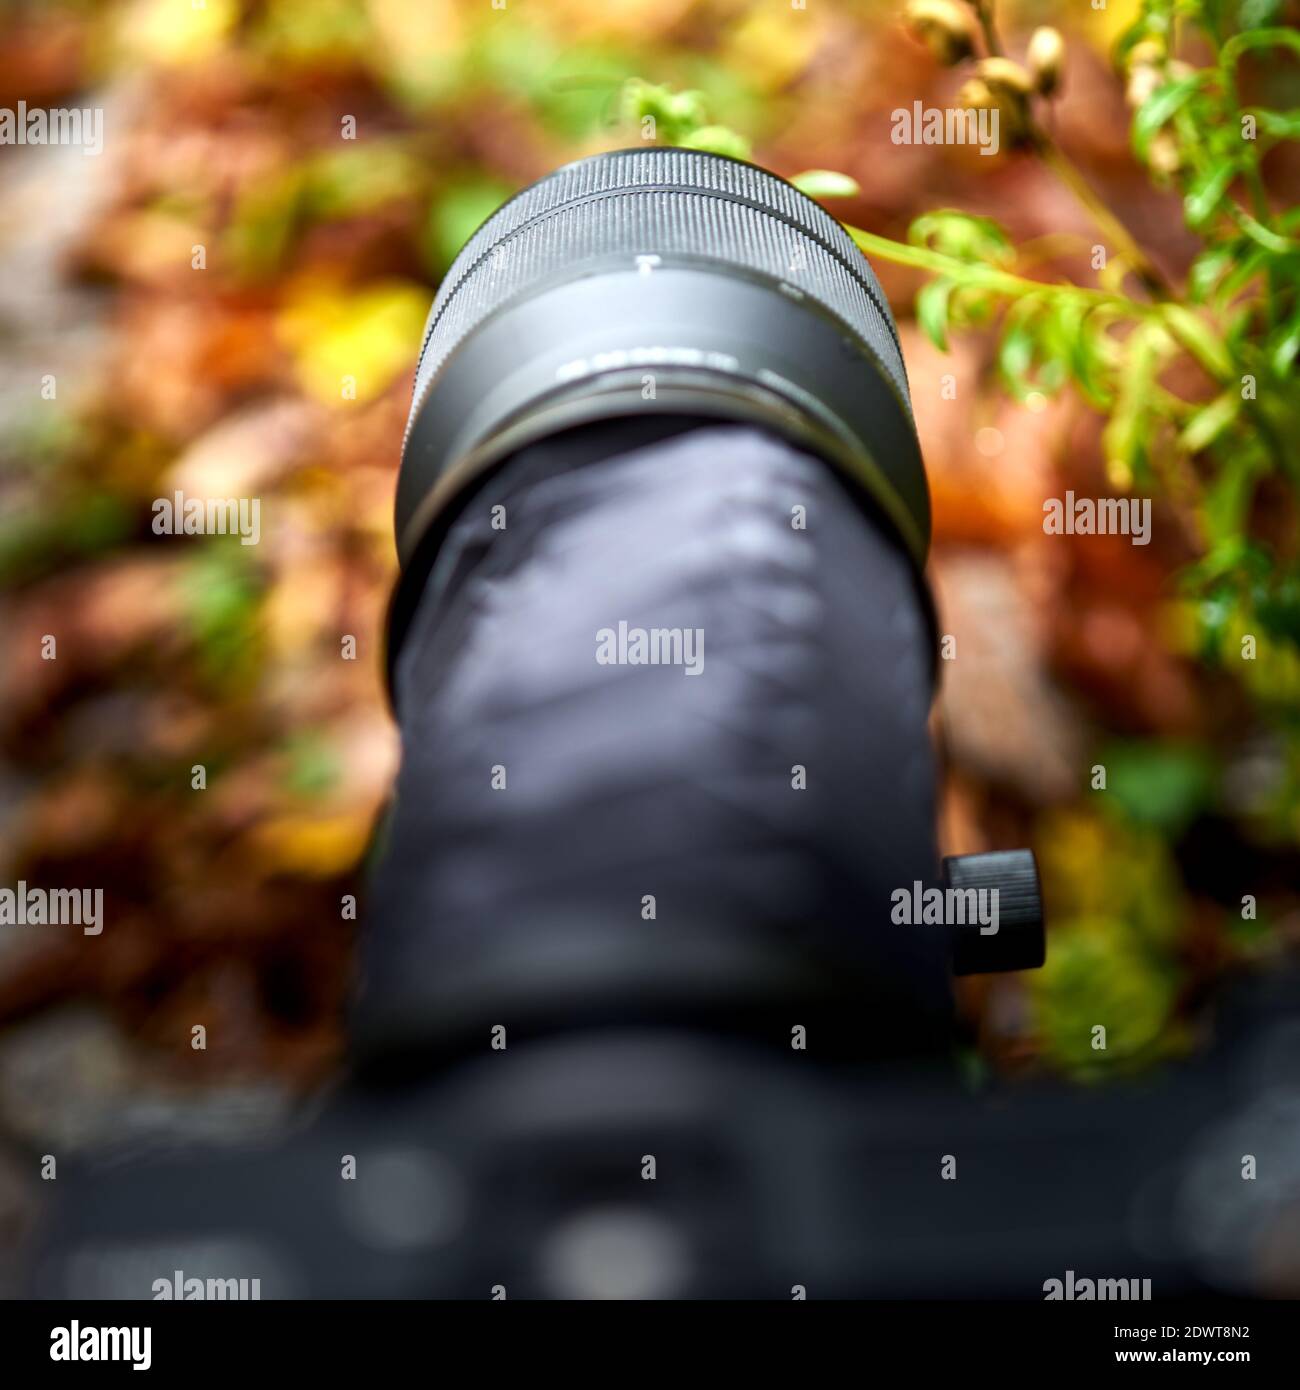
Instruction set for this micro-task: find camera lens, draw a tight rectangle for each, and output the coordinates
[390,147,929,669]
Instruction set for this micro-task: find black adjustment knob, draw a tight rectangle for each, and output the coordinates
[943,849,1046,976]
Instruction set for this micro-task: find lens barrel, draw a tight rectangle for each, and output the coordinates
[392,148,929,672]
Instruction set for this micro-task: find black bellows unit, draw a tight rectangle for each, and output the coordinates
[361,149,1044,1062]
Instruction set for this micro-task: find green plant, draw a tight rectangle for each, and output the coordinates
[612,17,1300,1076]
[627,2,1300,706]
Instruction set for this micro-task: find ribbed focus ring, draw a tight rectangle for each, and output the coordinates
[407,148,909,441]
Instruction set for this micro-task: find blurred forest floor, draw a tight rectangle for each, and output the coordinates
[0,0,1297,1153]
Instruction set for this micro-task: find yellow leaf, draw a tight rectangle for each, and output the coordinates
[250,812,373,877]
[118,0,239,65]
[724,8,825,90]
[277,279,431,407]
